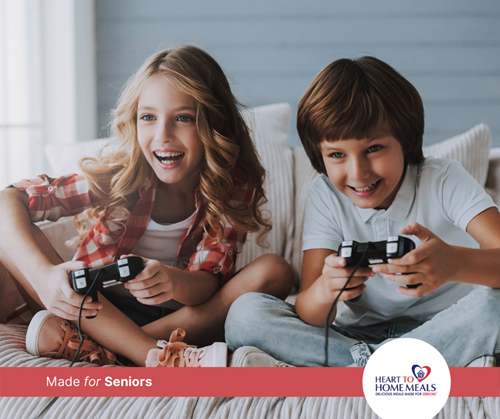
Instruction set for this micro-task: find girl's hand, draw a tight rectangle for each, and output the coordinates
[36,261,103,320]
[314,254,374,304]
[372,222,458,296]
[122,255,177,305]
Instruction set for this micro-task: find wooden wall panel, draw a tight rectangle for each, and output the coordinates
[96,0,500,147]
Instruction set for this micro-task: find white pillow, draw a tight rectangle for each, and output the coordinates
[235,103,294,270]
[422,123,491,187]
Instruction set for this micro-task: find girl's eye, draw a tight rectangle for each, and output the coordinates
[330,152,345,159]
[367,145,382,153]
[140,114,155,122]
[177,115,195,123]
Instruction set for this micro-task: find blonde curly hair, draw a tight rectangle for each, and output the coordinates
[74,46,270,245]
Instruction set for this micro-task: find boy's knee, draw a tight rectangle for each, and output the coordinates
[465,287,500,322]
[225,292,280,348]
[480,287,500,313]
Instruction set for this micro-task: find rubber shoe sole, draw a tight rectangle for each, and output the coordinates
[25,310,57,356]
[211,342,228,367]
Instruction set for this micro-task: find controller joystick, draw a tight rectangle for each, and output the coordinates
[338,236,417,302]
[70,256,144,318]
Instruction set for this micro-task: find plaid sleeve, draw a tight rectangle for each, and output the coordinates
[9,174,93,222]
[186,226,247,284]
[185,172,255,284]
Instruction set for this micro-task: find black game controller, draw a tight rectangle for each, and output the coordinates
[70,256,144,318]
[338,236,417,302]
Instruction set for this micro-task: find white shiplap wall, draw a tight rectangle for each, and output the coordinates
[96,0,500,147]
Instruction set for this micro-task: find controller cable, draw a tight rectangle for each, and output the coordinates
[33,271,102,419]
[263,244,373,419]
[323,243,372,367]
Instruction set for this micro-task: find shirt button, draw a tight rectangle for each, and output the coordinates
[227,250,233,256]
[48,186,54,192]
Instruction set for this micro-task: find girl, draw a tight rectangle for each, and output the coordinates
[0,46,294,367]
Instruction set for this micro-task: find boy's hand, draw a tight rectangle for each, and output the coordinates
[122,255,177,305]
[315,254,374,304]
[37,261,102,320]
[372,222,457,296]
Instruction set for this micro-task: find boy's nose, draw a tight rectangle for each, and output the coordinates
[349,158,370,181]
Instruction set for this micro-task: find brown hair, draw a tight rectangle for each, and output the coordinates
[75,46,270,244]
[297,56,424,175]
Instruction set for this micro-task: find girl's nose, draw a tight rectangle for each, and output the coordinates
[156,120,175,143]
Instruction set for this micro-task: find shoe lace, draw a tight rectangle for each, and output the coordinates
[57,321,118,365]
[156,328,204,367]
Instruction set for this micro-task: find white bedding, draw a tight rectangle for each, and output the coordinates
[0,324,496,419]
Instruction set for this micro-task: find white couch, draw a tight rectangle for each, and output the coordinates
[1,103,499,418]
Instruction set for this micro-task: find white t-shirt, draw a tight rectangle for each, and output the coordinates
[132,213,196,266]
[102,212,195,310]
[303,156,497,328]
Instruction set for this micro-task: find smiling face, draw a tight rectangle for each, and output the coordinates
[320,134,405,210]
[136,74,204,191]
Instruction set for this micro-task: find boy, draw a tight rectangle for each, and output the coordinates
[225,56,500,367]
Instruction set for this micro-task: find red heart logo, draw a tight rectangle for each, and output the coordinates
[412,365,431,382]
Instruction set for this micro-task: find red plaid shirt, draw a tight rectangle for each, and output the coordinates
[11,171,254,283]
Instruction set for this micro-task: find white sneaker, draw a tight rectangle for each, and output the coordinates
[229,346,293,367]
[145,328,227,367]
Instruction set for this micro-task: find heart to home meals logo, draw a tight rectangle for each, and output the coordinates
[412,365,431,382]
[363,338,451,419]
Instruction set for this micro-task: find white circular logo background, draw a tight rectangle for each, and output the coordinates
[363,338,451,419]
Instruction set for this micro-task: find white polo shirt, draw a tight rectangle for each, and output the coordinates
[303,156,497,328]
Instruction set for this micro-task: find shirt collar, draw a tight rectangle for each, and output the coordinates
[139,171,155,198]
[355,163,418,223]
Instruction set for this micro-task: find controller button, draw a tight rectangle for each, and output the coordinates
[74,269,85,277]
[342,240,353,246]
[369,258,384,264]
[387,236,398,242]
[340,247,352,258]
[119,266,130,277]
[117,259,128,266]
[387,243,398,253]
[75,277,87,289]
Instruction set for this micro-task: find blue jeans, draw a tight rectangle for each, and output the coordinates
[225,287,500,367]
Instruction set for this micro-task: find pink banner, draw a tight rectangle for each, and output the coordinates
[0,367,497,397]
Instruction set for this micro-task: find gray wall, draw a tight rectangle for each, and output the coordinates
[96,0,500,147]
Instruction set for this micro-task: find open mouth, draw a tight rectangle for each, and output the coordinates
[153,151,185,164]
[349,180,381,192]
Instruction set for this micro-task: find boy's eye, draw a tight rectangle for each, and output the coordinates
[177,115,195,123]
[139,114,155,122]
[330,152,345,159]
[367,145,382,153]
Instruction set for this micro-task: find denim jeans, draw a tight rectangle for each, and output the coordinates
[224,287,500,367]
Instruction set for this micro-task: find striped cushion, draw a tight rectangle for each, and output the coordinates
[236,103,294,270]
[422,123,491,187]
